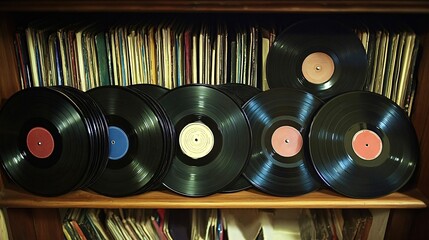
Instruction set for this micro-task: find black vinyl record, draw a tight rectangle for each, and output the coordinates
[217,83,261,192]
[217,83,262,107]
[266,19,368,100]
[243,88,323,196]
[309,91,419,198]
[129,84,176,191]
[52,86,110,188]
[129,84,169,100]
[159,85,251,197]
[87,86,173,197]
[0,87,108,196]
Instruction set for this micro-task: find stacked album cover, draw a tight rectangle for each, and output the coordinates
[0,15,422,239]
[61,208,389,240]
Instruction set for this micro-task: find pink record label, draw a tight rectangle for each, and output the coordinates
[352,130,382,161]
[26,127,55,159]
[271,126,303,157]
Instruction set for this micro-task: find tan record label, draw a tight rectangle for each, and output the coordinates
[179,122,215,159]
[302,52,335,84]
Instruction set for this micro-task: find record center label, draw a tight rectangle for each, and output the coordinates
[302,52,334,84]
[108,126,129,160]
[352,130,382,161]
[179,122,214,159]
[26,127,55,159]
[271,126,303,157]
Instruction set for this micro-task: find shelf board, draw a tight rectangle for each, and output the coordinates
[0,1,429,13]
[0,187,426,209]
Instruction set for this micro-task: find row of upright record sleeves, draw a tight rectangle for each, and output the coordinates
[14,16,419,115]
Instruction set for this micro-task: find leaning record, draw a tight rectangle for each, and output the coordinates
[87,86,170,197]
[217,83,261,192]
[159,85,251,197]
[266,19,368,100]
[129,84,169,100]
[309,91,418,198]
[217,83,262,107]
[243,88,323,196]
[52,86,110,187]
[0,87,105,196]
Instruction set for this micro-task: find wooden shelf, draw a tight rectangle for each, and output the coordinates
[0,0,429,13]
[0,188,426,209]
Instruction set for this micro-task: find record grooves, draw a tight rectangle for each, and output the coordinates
[243,88,323,196]
[217,83,261,193]
[129,84,169,100]
[309,91,419,198]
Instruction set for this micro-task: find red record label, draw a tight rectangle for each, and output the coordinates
[26,127,55,159]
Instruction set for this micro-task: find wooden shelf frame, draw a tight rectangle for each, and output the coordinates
[1,1,429,13]
[0,0,429,238]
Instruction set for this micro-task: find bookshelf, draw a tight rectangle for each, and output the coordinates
[1,1,429,239]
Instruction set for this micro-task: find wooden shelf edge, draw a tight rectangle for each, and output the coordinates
[0,1,429,13]
[0,188,426,209]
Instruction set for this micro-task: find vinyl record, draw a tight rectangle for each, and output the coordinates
[52,86,110,187]
[0,87,108,196]
[159,85,251,197]
[309,91,419,198]
[217,83,261,192]
[243,88,323,196]
[129,85,176,190]
[87,86,173,197]
[217,83,262,107]
[266,19,368,100]
[129,84,169,100]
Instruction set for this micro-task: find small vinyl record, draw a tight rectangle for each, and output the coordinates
[87,86,174,197]
[0,87,109,196]
[217,83,261,192]
[266,19,368,100]
[309,91,419,198]
[159,85,251,197]
[243,88,324,196]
